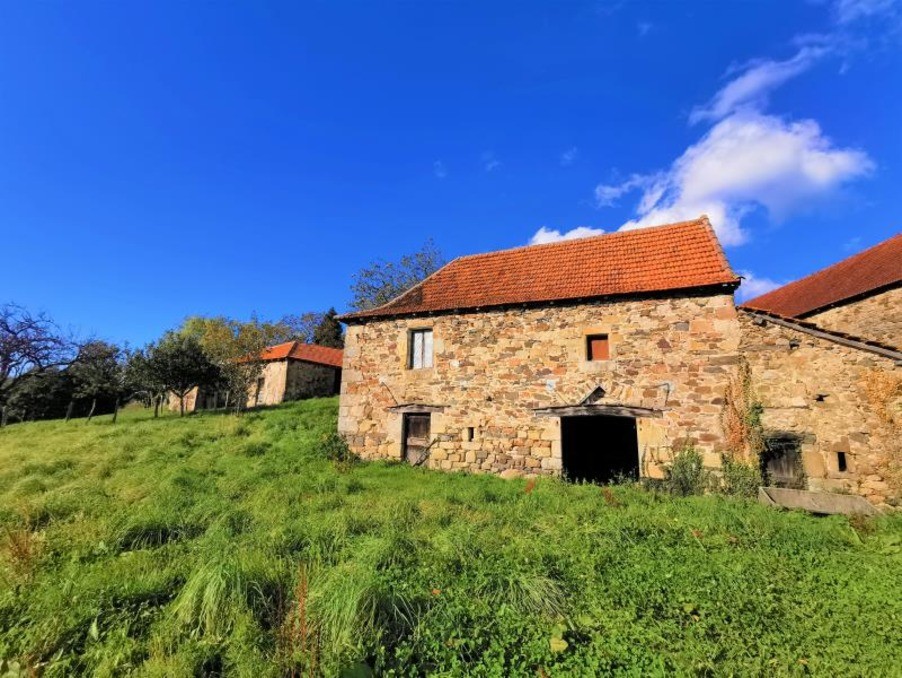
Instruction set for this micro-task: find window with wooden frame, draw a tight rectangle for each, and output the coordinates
[408,329,434,369]
[586,333,610,361]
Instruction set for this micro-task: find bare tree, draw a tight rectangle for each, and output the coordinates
[0,303,76,426]
[277,312,325,344]
[350,239,445,311]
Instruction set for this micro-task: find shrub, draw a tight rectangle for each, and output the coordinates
[321,432,357,471]
[718,455,762,498]
[662,445,708,496]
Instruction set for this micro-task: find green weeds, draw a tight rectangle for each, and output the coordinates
[0,399,900,675]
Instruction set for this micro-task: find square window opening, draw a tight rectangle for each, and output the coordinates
[586,334,610,361]
[408,329,434,369]
[464,426,475,442]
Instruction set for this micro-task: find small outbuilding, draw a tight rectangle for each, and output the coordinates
[172,341,343,413]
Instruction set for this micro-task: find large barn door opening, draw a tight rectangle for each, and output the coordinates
[561,415,639,483]
[402,413,431,464]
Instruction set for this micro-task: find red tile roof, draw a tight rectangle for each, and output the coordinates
[341,217,739,321]
[259,341,343,368]
[742,232,902,318]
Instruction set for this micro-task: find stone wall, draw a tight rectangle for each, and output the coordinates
[740,312,901,507]
[248,361,289,407]
[285,361,341,400]
[806,286,901,348]
[339,292,741,477]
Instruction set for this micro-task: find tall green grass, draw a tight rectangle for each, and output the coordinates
[0,399,900,676]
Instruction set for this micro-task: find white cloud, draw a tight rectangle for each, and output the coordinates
[529,226,605,245]
[537,0,881,252]
[843,236,863,251]
[594,173,654,207]
[560,147,579,166]
[596,111,873,246]
[834,0,898,24]
[736,270,784,301]
[690,46,829,124]
[482,151,501,172]
[637,22,653,37]
[433,160,447,179]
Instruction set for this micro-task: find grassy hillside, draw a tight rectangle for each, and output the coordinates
[0,400,900,676]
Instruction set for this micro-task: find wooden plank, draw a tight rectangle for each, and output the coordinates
[533,404,663,418]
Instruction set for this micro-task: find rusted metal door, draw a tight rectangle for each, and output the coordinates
[403,414,431,464]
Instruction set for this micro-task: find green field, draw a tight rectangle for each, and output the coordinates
[0,399,900,676]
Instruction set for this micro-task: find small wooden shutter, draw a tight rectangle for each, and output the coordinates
[587,334,609,361]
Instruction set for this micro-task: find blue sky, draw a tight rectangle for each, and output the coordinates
[1,1,900,346]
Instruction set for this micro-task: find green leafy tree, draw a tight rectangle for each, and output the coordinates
[179,317,271,412]
[349,240,445,311]
[5,368,73,423]
[149,333,219,417]
[312,308,344,348]
[125,348,168,418]
[68,341,124,421]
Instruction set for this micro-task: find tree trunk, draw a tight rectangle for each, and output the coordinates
[0,406,6,428]
[179,395,185,417]
[112,398,120,424]
[224,391,230,411]
[87,398,97,422]
[153,394,160,418]
[65,401,74,422]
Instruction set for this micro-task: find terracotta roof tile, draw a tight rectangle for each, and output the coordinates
[341,217,738,321]
[258,341,343,368]
[742,232,902,318]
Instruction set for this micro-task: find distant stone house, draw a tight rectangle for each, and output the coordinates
[741,233,901,506]
[173,341,343,413]
[338,217,743,482]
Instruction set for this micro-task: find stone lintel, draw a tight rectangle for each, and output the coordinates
[387,403,447,413]
[533,403,663,419]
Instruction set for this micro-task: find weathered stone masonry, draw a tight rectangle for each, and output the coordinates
[339,292,741,477]
[740,311,901,507]
[806,286,902,349]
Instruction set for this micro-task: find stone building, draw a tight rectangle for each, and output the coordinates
[338,217,743,482]
[743,232,901,346]
[741,232,901,506]
[172,341,343,412]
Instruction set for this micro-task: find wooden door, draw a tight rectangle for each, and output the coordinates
[403,414,431,464]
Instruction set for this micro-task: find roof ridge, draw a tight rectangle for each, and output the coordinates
[453,216,709,263]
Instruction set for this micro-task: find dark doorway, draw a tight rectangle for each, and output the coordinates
[402,414,431,464]
[561,415,639,483]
